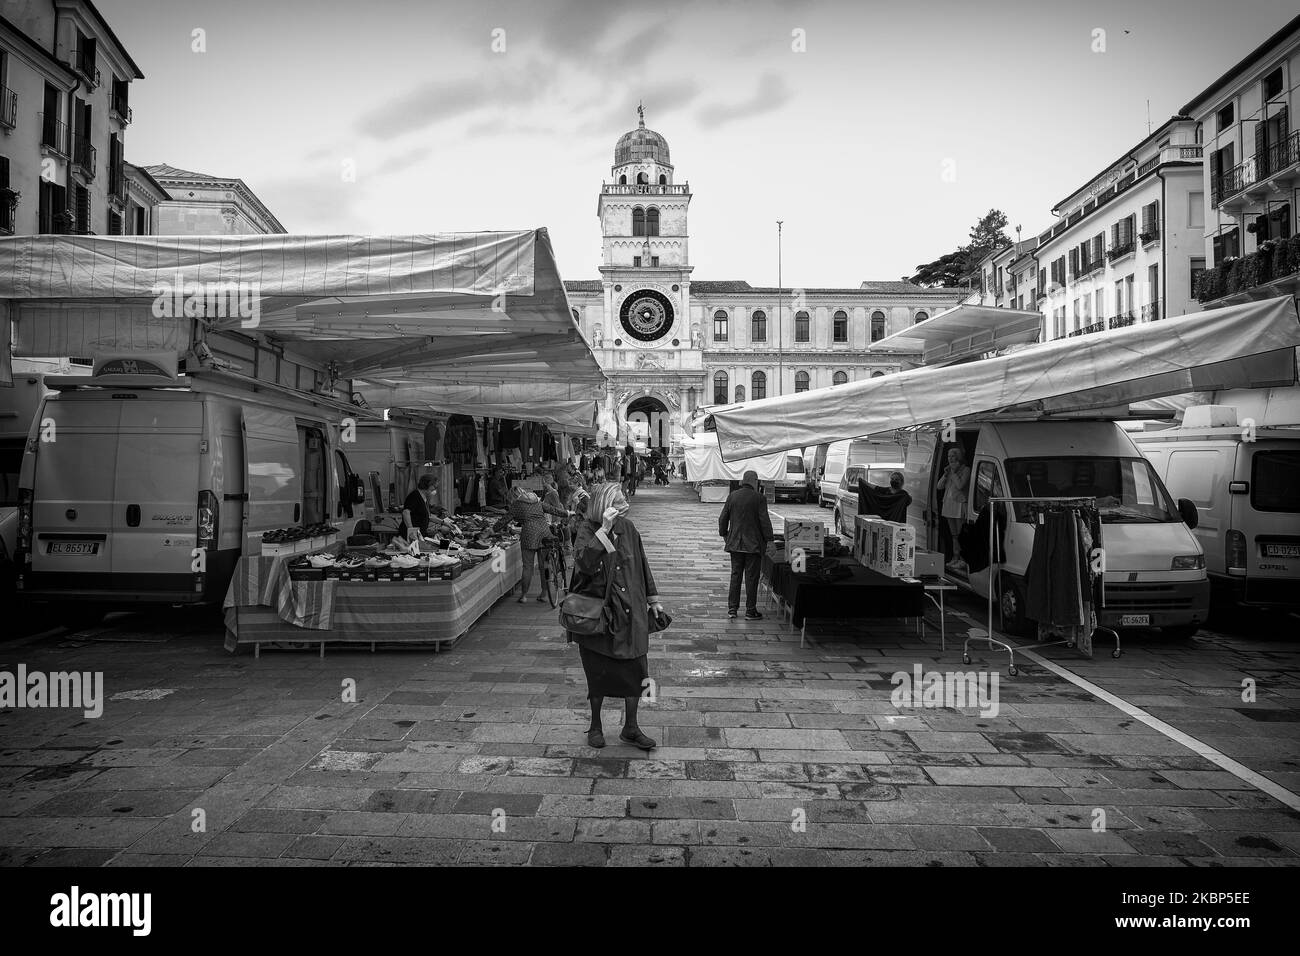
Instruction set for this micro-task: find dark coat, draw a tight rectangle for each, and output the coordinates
[858,480,912,523]
[718,485,774,554]
[566,516,659,660]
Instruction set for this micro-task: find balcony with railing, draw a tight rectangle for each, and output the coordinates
[108,161,126,201]
[1141,300,1161,322]
[72,135,97,180]
[110,100,132,127]
[1108,312,1137,330]
[0,86,15,130]
[74,49,101,89]
[1067,320,1106,338]
[1195,236,1300,304]
[1212,130,1300,208]
[39,113,69,156]
[603,183,690,195]
[1107,241,1134,262]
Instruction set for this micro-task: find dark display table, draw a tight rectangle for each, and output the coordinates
[763,553,924,646]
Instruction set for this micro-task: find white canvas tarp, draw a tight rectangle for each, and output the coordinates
[712,295,1300,460]
[0,230,605,390]
[683,433,787,482]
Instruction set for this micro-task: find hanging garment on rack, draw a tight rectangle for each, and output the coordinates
[475,430,487,468]
[445,415,477,455]
[498,418,521,449]
[959,503,1008,573]
[1025,509,1090,627]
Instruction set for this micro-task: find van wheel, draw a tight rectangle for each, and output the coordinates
[1162,625,1199,640]
[60,605,107,632]
[998,578,1031,637]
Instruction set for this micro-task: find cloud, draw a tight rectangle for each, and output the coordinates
[696,72,792,128]
[357,66,550,140]
[573,78,703,136]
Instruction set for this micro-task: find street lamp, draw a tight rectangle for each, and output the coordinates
[777,220,783,396]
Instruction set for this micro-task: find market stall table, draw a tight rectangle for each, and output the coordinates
[764,553,925,648]
[222,543,522,655]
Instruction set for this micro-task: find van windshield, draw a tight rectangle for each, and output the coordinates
[786,456,804,473]
[1005,456,1180,523]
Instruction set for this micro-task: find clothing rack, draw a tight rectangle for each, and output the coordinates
[963,495,1121,676]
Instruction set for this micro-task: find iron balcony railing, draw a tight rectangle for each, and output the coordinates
[0,86,15,130]
[74,49,100,89]
[1213,131,1300,206]
[1067,321,1106,338]
[111,100,132,126]
[40,113,70,156]
[1258,129,1300,181]
[72,135,97,180]
[1107,241,1134,261]
[1141,300,1161,322]
[1108,313,1137,330]
[603,183,690,195]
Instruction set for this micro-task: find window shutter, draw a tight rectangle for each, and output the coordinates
[1210,147,1222,186]
[1112,222,1120,247]
[1279,106,1289,144]
[1095,234,1104,262]
[0,155,9,189]
[1069,248,1078,277]
[1256,121,1269,176]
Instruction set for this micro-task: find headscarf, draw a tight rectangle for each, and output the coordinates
[508,485,539,504]
[585,481,629,522]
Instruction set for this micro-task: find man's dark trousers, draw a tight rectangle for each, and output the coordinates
[729,551,762,614]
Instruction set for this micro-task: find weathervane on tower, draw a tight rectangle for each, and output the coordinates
[637,102,645,127]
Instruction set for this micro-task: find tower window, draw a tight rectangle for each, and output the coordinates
[871,310,886,342]
[795,310,810,342]
[713,370,728,405]
[646,207,660,237]
[637,172,648,185]
[833,371,847,386]
[795,371,810,393]
[751,371,767,400]
[713,309,728,341]
[833,310,848,343]
[632,207,645,236]
[658,174,667,185]
[751,309,767,342]
[619,175,627,185]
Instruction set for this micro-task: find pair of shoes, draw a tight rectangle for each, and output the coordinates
[727,609,738,618]
[587,728,606,748]
[745,610,763,620]
[619,728,656,750]
[536,595,546,602]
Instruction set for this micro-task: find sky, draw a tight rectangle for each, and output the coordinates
[98,0,1298,287]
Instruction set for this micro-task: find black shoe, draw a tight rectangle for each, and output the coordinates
[727,609,738,618]
[619,728,656,750]
[745,610,763,620]
[587,728,605,749]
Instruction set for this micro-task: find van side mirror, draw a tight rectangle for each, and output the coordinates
[1177,498,1199,529]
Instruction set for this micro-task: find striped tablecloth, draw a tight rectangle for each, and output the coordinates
[222,544,522,651]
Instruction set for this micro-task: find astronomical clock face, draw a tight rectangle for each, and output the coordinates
[619,288,675,343]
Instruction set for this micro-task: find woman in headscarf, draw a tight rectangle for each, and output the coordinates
[508,486,554,602]
[566,482,664,751]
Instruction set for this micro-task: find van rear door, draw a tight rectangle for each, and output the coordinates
[111,400,202,576]
[242,408,300,530]
[31,400,119,579]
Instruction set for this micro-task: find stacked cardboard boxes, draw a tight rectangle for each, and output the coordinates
[853,515,915,578]
[784,518,824,557]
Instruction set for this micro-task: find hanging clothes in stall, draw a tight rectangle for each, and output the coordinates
[498,418,521,449]
[1024,504,1101,648]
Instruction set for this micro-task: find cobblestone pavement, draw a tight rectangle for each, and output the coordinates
[1,480,1298,867]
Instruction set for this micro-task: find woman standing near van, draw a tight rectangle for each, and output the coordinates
[936,447,971,569]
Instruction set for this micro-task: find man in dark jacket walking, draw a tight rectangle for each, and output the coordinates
[719,470,774,619]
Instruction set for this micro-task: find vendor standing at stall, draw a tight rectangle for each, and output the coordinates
[509,486,553,603]
[399,474,443,541]
[936,447,971,570]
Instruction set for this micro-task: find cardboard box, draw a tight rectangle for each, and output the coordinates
[784,518,824,557]
[854,516,915,577]
[914,549,943,578]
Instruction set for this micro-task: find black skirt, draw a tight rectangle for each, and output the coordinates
[578,644,649,699]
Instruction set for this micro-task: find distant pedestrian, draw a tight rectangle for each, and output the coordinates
[567,482,663,751]
[718,469,774,620]
[508,486,552,603]
[622,444,640,497]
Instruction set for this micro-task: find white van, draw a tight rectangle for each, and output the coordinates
[775,452,813,503]
[905,419,1210,639]
[818,439,907,508]
[1133,405,1299,610]
[1,374,52,590]
[15,360,369,623]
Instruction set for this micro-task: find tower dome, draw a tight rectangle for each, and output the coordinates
[615,105,671,167]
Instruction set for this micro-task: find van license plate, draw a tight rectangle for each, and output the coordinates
[48,542,98,556]
[1120,614,1149,626]
[1263,544,1299,558]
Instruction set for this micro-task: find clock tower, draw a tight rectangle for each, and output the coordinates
[597,105,693,351]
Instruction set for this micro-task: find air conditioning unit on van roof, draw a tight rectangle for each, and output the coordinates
[1182,405,1238,428]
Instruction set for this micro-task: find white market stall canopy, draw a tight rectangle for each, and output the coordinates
[713,295,1300,460]
[683,433,787,482]
[359,382,599,433]
[867,304,1044,366]
[0,230,606,394]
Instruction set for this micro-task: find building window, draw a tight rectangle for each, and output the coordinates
[871,371,885,378]
[619,175,627,185]
[637,172,648,185]
[646,207,660,237]
[832,310,848,342]
[658,174,667,185]
[633,256,642,268]
[632,207,645,236]
[915,311,928,323]
[751,309,767,342]
[107,210,122,235]
[1216,103,1234,133]
[870,310,886,342]
[713,371,728,405]
[1095,289,1105,320]
[1212,228,1240,265]
[133,204,146,235]
[713,309,729,341]
[734,384,745,403]
[832,371,847,386]
[1263,67,1284,101]
[794,371,810,393]
[1190,257,1205,298]
[571,307,580,322]
[794,310,809,342]
[651,256,659,267]
[751,371,766,400]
